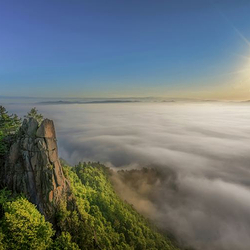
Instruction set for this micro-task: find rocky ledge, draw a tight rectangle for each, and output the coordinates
[0,118,69,220]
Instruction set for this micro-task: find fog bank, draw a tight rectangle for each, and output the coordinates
[5,102,250,250]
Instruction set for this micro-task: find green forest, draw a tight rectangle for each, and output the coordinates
[0,163,179,249]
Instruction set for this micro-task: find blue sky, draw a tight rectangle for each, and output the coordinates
[1,0,250,99]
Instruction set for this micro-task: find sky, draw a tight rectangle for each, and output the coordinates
[1,0,250,99]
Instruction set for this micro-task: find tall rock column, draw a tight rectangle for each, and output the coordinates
[0,118,69,220]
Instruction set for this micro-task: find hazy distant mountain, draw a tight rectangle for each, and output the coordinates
[0,95,224,105]
[37,100,140,105]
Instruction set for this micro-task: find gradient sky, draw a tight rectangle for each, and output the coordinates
[1,0,250,99]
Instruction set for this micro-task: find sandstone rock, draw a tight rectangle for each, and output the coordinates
[0,118,69,220]
[27,118,38,137]
[36,119,56,138]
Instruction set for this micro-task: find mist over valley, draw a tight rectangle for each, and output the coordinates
[4,101,250,250]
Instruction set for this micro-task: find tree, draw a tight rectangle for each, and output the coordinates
[25,107,44,125]
[50,232,80,250]
[0,197,54,250]
[0,230,5,250]
[0,106,21,135]
[0,132,6,157]
[0,106,21,156]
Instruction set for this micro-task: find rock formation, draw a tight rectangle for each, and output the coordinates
[0,118,69,220]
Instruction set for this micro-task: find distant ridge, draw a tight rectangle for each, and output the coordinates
[37,100,140,105]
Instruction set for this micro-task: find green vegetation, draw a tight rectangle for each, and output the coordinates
[0,106,43,156]
[51,232,80,250]
[0,106,21,156]
[25,107,44,125]
[0,132,6,158]
[0,106,21,136]
[0,163,179,249]
[0,190,53,250]
[56,162,179,250]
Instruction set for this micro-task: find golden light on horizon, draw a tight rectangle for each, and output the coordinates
[228,55,250,100]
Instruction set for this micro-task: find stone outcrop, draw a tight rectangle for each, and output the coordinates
[0,118,69,220]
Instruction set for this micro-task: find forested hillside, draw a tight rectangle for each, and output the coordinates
[0,163,179,249]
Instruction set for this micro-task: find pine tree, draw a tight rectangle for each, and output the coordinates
[25,107,44,125]
[0,106,21,156]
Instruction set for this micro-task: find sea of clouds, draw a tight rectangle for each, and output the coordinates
[4,102,250,250]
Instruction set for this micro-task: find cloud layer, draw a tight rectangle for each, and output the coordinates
[6,102,250,250]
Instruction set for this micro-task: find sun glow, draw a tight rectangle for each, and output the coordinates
[232,57,250,90]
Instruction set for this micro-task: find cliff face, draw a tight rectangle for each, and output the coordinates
[0,118,69,219]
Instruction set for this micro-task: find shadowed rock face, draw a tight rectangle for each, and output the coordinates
[0,118,69,220]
